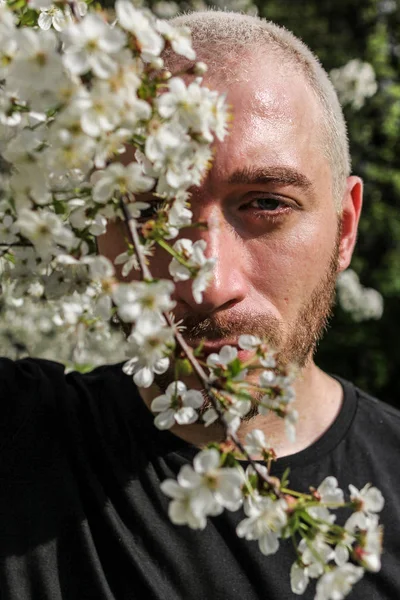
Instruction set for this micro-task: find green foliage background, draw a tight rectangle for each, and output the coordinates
[253,0,400,405]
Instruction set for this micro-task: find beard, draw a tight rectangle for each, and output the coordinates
[152,225,341,417]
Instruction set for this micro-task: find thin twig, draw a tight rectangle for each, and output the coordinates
[120,200,151,279]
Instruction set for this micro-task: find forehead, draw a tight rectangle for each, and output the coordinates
[200,52,331,193]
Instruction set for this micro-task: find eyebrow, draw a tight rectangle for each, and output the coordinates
[227,166,315,195]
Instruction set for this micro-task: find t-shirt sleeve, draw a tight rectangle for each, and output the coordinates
[0,357,66,461]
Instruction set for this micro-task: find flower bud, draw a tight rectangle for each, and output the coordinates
[149,57,164,71]
[160,70,172,81]
[194,61,208,75]
[176,358,193,377]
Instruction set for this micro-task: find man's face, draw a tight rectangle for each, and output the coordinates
[100,52,350,376]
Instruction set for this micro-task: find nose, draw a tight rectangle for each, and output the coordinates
[174,205,248,314]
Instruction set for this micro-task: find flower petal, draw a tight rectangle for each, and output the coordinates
[175,407,198,425]
[160,479,185,500]
[182,389,204,409]
[150,395,170,412]
[194,448,220,474]
[154,409,175,430]
[259,531,280,556]
[178,465,202,489]
[290,562,309,595]
[133,366,153,388]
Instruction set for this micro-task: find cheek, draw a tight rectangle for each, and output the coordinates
[245,219,337,309]
[147,247,173,279]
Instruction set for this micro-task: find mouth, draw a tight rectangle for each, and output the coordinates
[186,338,256,363]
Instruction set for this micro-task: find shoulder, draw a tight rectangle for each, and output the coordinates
[0,357,138,460]
[353,382,400,426]
[0,357,66,452]
[0,356,66,392]
[339,377,400,454]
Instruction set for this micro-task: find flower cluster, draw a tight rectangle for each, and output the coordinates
[199,336,298,439]
[0,0,227,366]
[330,59,378,110]
[0,272,128,369]
[161,448,244,529]
[337,269,384,322]
[162,446,385,600]
[290,478,384,598]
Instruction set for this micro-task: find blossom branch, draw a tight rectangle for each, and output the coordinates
[119,195,283,498]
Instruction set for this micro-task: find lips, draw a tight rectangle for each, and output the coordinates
[186,339,255,363]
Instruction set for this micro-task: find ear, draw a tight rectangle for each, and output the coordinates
[338,176,363,272]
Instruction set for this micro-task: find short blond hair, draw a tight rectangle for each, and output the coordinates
[169,10,351,208]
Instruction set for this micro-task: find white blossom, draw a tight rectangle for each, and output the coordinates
[337,269,383,322]
[174,448,244,516]
[223,398,252,434]
[349,483,385,516]
[238,334,277,367]
[315,564,364,600]
[123,318,174,387]
[291,534,336,595]
[334,530,356,568]
[206,344,238,371]
[74,83,123,138]
[160,479,207,530]
[112,280,175,323]
[62,14,126,79]
[38,6,69,32]
[84,255,115,281]
[238,334,262,350]
[151,380,203,429]
[115,1,164,59]
[330,59,377,110]
[291,562,310,595]
[0,13,17,79]
[304,477,344,531]
[7,29,65,101]
[91,162,154,203]
[145,120,186,167]
[164,193,193,238]
[37,3,87,32]
[317,477,345,505]
[236,496,288,556]
[244,429,269,457]
[156,21,195,60]
[15,209,76,258]
[358,520,383,572]
[169,239,215,303]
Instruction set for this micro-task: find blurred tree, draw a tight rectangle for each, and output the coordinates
[257,0,400,405]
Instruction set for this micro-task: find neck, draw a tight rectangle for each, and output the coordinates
[138,361,343,458]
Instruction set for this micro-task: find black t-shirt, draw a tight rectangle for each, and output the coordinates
[0,357,399,600]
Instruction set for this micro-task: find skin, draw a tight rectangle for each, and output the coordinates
[98,51,363,458]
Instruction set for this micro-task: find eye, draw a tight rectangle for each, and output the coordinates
[249,197,284,211]
[241,195,292,217]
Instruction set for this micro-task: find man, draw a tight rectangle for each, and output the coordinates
[0,10,399,600]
